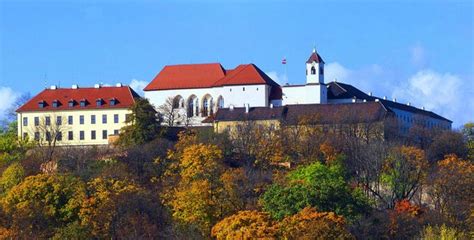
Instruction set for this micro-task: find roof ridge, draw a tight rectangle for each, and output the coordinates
[214,64,252,86]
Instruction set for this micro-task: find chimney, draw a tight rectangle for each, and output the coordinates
[72,84,79,89]
[375,99,380,102]
[393,98,397,102]
[368,92,372,96]
[351,98,357,103]
[269,103,274,109]
[94,84,101,89]
[383,96,387,100]
[50,85,57,90]
[422,106,425,110]
[116,83,123,87]
[245,104,250,113]
[407,102,411,106]
[229,105,234,111]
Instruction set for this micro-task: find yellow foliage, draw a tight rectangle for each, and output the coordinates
[179,143,223,181]
[211,210,278,240]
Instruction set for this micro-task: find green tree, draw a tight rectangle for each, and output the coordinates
[261,161,370,221]
[0,121,31,167]
[462,122,474,161]
[1,174,86,238]
[116,98,161,147]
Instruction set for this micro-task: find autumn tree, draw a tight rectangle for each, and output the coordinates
[1,174,86,238]
[0,162,25,195]
[211,210,278,240]
[0,121,31,167]
[380,146,428,207]
[428,154,474,229]
[166,143,229,236]
[79,177,163,239]
[116,98,161,147]
[427,130,468,163]
[277,207,353,239]
[462,122,474,161]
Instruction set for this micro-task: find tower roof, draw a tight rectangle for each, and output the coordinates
[306,49,325,64]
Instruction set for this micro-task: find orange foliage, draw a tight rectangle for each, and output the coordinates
[320,142,340,163]
[278,207,354,239]
[394,199,423,217]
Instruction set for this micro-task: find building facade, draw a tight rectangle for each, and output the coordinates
[16,84,140,146]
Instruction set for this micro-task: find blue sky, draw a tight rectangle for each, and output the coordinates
[1,0,473,127]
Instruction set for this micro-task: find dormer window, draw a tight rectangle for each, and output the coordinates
[68,99,75,107]
[96,98,103,107]
[110,98,117,106]
[80,99,87,107]
[52,100,59,108]
[38,100,46,108]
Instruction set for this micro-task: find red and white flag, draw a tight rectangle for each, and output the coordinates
[282,58,287,64]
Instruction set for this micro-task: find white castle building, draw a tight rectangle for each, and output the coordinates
[144,49,328,125]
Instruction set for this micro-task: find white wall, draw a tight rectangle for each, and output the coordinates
[282,84,327,105]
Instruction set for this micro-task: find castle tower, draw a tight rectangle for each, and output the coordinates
[306,48,325,84]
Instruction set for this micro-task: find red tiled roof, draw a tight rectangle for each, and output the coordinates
[306,51,325,64]
[144,63,281,91]
[17,86,140,112]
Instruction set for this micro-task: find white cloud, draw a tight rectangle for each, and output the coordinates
[0,87,20,120]
[265,71,288,85]
[325,62,352,83]
[411,43,426,67]
[392,70,473,126]
[129,79,148,96]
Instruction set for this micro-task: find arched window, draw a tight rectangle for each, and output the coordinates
[173,95,183,109]
[201,94,212,117]
[217,96,224,109]
[187,95,197,117]
[311,66,316,75]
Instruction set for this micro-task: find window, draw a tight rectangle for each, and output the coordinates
[45,116,51,126]
[96,99,103,107]
[79,115,84,124]
[114,114,119,123]
[34,132,40,141]
[102,114,107,124]
[68,116,73,125]
[68,131,73,140]
[23,117,28,126]
[38,101,46,108]
[68,100,75,107]
[46,131,51,141]
[243,87,245,91]
[79,131,84,140]
[110,98,117,106]
[56,132,62,141]
[91,130,96,140]
[125,114,132,122]
[114,129,119,135]
[311,66,316,74]
[102,130,107,139]
[56,116,62,125]
[80,100,86,107]
[91,115,96,124]
[34,117,39,126]
[52,100,59,108]
[23,132,28,140]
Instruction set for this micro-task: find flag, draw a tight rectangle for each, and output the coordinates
[282,58,287,64]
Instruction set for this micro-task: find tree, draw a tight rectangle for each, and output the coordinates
[462,122,474,161]
[0,162,25,195]
[157,96,177,126]
[79,177,163,239]
[1,174,86,238]
[380,146,428,207]
[29,114,69,163]
[427,130,468,163]
[116,98,161,147]
[428,154,474,229]
[0,121,31,167]
[261,161,370,221]
[277,207,353,239]
[166,143,229,236]
[211,210,278,240]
